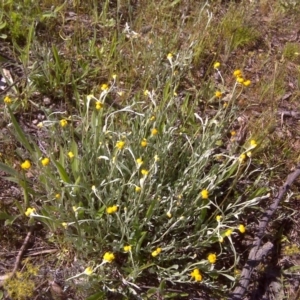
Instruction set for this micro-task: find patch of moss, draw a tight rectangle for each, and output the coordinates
[4,260,39,300]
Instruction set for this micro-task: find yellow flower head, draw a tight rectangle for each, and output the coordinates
[25,207,36,217]
[106,205,118,214]
[60,119,68,127]
[213,62,220,69]
[68,151,74,158]
[101,83,109,91]
[55,193,61,199]
[154,155,159,162]
[231,131,236,136]
[41,157,50,166]
[4,96,12,104]
[150,115,155,121]
[123,245,132,253]
[216,215,222,222]
[151,247,162,257]
[21,160,31,170]
[238,224,246,233]
[236,77,244,83]
[135,186,141,192]
[136,158,143,166]
[243,80,251,87]
[239,153,246,163]
[190,268,202,282]
[167,53,173,60]
[233,69,242,77]
[112,74,117,80]
[84,267,93,275]
[141,169,149,176]
[166,211,172,218]
[215,91,222,98]
[151,128,158,136]
[103,251,115,263]
[207,253,217,264]
[201,189,209,199]
[95,101,103,110]
[62,222,68,229]
[250,139,257,148]
[116,140,125,150]
[141,138,148,147]
[225,229,233,237]
[144,90,149,96]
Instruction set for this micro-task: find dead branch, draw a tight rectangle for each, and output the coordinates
[229,164,300,300]
[0,226,34,286]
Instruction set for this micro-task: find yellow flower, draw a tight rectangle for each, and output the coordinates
[167,53,173,60]
[62,222,68,229]
[151,128,158,136]
[216,215,222,222]
[141,138,148,147]
[250,139,257,148]
[41,157,50,166]
[236,77,244,83]
[246,151,252,158]
[123,245,132,252]
[238,224,246,233]
[166,211,172,218]
[136,158,143,166]
[60,119,68,127]
[135,186,141,192]
[233,69,242,77]
[239,153,246,163]
[68,151,74,158]
[215,91,222,98]
[213,62,220,69]
[4,96,12,104]
[84,267,93,275]
[225,229,233,237]
[190,268,202,282]
[141,169,149,176]
[144,90,149,96]
[112,74,117,80]
[55,193,61,199]
[95,101,103,110]
[207,253,217,264]
[21,160,31,170]
[103,251,115,263]
[150,115,155,121]
[219,236,224,243]
[231,131,236,136]
[72,206,78,212]
[200,189,209,199]
[101,83,109,91]
[25,207,36,217]
[116,140,125,150]
[243,80,251,87]
[37,122,43,128]
[154,155,159,162]
[151,247,162,257]
[106,205,118,214]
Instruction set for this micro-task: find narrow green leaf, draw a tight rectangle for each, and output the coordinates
[0,162,18,177]
[136,231,147,253]
[51,158,71,183]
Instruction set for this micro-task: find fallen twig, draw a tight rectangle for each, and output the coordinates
[0,226,34,286]
[229,164,300,300]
